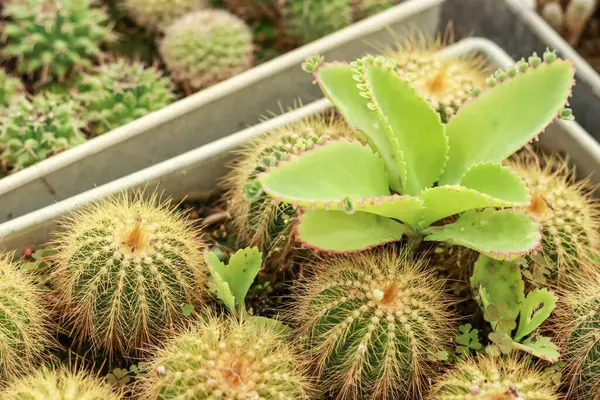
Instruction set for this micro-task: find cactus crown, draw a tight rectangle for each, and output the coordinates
[255,50,574,261]
[140,312,312,399]
[123,0,209,33]
[0,69,25,108]
[0,367,123,400]
[293,248,455,399]
[282,0,353,43]
[429,355,559,399]
[2,0,112,82]
[52,191,207,357]
[0,92,86,174]
[159,9,253,91]
[0,253,52,380]
[74,60,176,136]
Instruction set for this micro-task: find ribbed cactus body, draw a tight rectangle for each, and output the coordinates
[140,314,311,399]
[223,112,353,274]
[0,254,51,380]
[159,10,253,92]
[0,69,25,108]
[52,192,207,357]
[428,355,559,399]
[75,60,175,136]
[0,367,123,400]
[123,0,209,32]
[2,0,112,81]
[293,248,455,399]
[282,0,353,43]
[0,93,86,174]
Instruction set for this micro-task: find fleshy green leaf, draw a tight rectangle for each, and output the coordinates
[296,210,409,252]
[364,62,447,195]
[181,304,194,317]
[423,209,541,260]
[514,288,557,342]
[513,336,559,362]
[247,315,293,339]
[314,63,403,191]
[460,162,530,203]
[488,332,514,354]
[440,59,575,184]
[471,255,525,316]
[215,247,262,306]
[206,252,236,312]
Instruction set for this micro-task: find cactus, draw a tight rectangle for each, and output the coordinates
[428,355,559,399]
[506,154,600,281]
[0,367,123,399]
[292,248,455,399]
[123,0,209,33]
[51,191,207,357]
[2,0,112,82]
[542,2,565,33]
[565,0,596,46]
[0,253,52,380]
[282,0,353,44]
[74,60,176,136]
[139,313,312,399]
[0,69,25,108]
[223,0,282,21]
[0,92,86,174]
[223,111,353,274]
[354,0,399,19]
[159,10,254,92]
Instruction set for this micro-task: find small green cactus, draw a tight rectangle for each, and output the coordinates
[223,0,282,21]
[223,111,353,274]
[0,253,52,380]
[159,10,254,92]
[139,313,312,399]
[0,367,123,399]
[51,191,207,357]
[2,0,112,82]
[428,355,560,399]
[74,60,176,136]
[293,248,455,399]
[355,0,399,19]
[282,0,353,44]
[0,69,25,108]
[123,0,209,33]
[0,92,87,174]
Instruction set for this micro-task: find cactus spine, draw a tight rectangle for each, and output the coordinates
[292,248,456,399]
[51,191,207,357]
[139,313,312,399]
[428,355,559,399]
[223,111,353,274]
[159,10,254,92]
[123,0,209,33]
[0,253,52,380]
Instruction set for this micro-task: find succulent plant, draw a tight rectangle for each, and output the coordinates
[122,0,209,33]
[223,111,353,274]
[74,60,176,136]
[0,92,87,174]
[0,69,25,108]
[354,0,399,19]
[506,154,600,282]
[51,191,207,357]
[223,0,282,21]
[0,253,52,380]
[139,313,312,399]
[159,10,254,92]
[256,51,574,260]
[0,367,123,399]
[292,248,455,399]
[282,0,353,44]
[428,355,559,399]
[2,0,112,82]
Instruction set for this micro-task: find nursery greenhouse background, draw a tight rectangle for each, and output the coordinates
[2,0,600,399]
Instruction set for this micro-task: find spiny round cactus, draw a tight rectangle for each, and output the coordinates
[553,262,600,398]
[0,367,123,399]
[0,253,52,380]
[159,10,254,92]
[282,0,353,44]
[293,248,456,399]
[506,154,600,281]
[2,0,112,82]
[0,92,87,174]
[354,0,399,19]
[74,60,176,136]
[223,111,353,274]
[0,69,25,108]
[123,0,209,33]
[223,0,282,21]
[382,31,490,121]
[428,355,559,399]
[51,191,207,358]
[139,313,312,399]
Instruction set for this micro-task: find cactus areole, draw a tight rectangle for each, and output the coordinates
[251,51,576,261]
